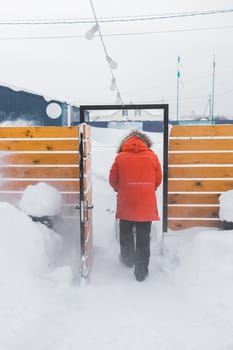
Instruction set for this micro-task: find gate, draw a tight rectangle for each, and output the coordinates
[0,125,93,280]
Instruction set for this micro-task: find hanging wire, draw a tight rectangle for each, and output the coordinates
[0,24,232,41]
[0,9,232,25]
[86,0,123,104]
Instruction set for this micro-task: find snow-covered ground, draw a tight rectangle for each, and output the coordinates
[1,126,233,350]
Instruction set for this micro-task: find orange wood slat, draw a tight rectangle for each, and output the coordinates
[168,205,219,219]
[168,166,233,178]
[85,233,93,256]
[168,153,233,165]
[62,193,80,204]
[83,139,91,157]
[0,126,79,138]
[168,179,233,192]
[85,225,93,244]
[84,155,91,174]
[84,208,93,227]
[0,167,79,178]
[0,153,80,165]
[168,193,220,205]
[61,205,80,217]
[169,139,233,151]
[168,219,221,231]
[83,124,91,139]
[84,186,93,203]
[0,140,78,151]
[0,180,80,192]
[170,125,233,137]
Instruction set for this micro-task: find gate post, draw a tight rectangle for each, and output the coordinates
[78,123,93,280]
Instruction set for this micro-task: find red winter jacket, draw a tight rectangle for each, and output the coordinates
[109,136,162,222]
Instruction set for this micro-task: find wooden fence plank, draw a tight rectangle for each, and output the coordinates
[168,193,220,205]
[168,219,220,230]
[0,167,79,178]
[168,153,233,165]
[168,206,219,218]
[0,153,79,165]
[83,124,91,139]
[0,140,78,151]
[84,139,91,156]
[168,179,233,192]
[170,125,233,137]
[62,193,80,203]
[169,139,233,151]
[0,126,79,138]
[168,166,233,178]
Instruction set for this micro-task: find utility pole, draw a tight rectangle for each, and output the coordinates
[209,94,212,120]
[176,56,181,123]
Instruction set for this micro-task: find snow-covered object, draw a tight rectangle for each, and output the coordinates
[19,182,63,217]
[219,189,233,222]
[0,201,62,344]
[0,202,60,278]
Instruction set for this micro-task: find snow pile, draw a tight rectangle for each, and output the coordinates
[19,182,63,217]
[0,201,63,344]
[173,229,233,306]
[219,189,233,222]
[0,202,59,279]
[0,119,35,126]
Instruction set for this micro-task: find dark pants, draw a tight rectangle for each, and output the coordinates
[119,220,151,271]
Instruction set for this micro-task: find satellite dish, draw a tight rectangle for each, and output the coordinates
[46,102,62,119]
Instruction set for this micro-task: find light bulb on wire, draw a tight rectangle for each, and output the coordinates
[110,78,117,91]
[85,23,99,40]
[106,55,118,69]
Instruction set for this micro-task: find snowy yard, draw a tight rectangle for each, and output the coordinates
[0,127,233,350]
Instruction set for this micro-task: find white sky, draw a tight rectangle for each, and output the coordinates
[0,0,232,118]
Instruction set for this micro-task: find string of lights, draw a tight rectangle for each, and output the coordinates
[85,0,123,104]
[0,8,232,25]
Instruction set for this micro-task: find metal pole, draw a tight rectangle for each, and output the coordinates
[211,55,215,123]
[163,104,169,233]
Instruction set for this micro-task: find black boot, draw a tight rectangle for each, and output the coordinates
[134,265,148,281]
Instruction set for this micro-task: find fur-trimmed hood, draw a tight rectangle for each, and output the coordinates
[117,130,153,153]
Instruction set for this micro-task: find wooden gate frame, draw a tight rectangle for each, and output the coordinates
[79,104,169,233]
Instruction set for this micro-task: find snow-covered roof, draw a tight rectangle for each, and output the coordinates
[0,80,80,108]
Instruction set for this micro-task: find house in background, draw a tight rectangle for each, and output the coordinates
[87,108,166,132]
[0,84,80,126]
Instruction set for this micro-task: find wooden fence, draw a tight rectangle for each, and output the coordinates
[0,125,93,278]
[168,124,233,230]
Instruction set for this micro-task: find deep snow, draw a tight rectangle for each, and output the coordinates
[0,126,233,350]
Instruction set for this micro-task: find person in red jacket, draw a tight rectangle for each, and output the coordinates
[109,130,162,281]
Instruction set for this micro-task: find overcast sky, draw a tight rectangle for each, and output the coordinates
[0,0,232,119]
